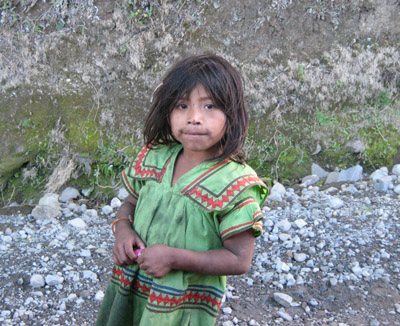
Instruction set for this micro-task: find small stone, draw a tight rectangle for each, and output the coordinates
[271,182,286,195]
[277,310,293,322]
[101,205,113,216]
[392,164,400,176]
[117,188,129,200]
[222,307,232,314]
[275,219,291,231]
[45,274,64,286]
[325,171,340,184]
[59,187,80,202]
[38,193,60,208]
[31,205,61,220]
[294,253,307,262]
[110,197,122,208]
[83,270,98,282]
[309,298,319,306]
[329,197,344,209]
[301,175,320,187]
[68,218,87,229]
[30,274,45,288]
[273,292,293,308]
[370,319,380,326]
[312,163,329,178]
[95,290,104,301]
[345,137,365,153]
[370,168,388,182]
[330,278,338,286]
[84,209,98,218]
[222,321,234,326]
[80,290,91,298]
[80,249,91,257]
[337,165,363,182]
[294,219,307,229]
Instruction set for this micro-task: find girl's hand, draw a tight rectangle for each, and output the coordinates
[113,226,145,266]
[136,244,174,278]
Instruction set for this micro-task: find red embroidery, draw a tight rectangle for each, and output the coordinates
[186,174,265,211]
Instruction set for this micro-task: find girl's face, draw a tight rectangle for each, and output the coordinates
[170,84,226,160]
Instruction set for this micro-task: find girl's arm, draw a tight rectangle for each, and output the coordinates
[112,195,146,266]
[136,230,255,278]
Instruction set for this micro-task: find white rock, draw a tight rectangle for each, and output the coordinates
[68,218,87,229]
[30,274,45,288]
[337,165,363,182]
[101,205,113,216]
[83,270,98,282]
[370,169,388,182]
[301,175,320,187]
[267,192,282,202]
[110,197,122,208]
[328,198,344,209]
[85,209,98,218]
[312,163,329,178]
[38,193,60,208]
[271,182,286,195]
[294,253,307,262]
[276,219,291,231]
[222,321,234,326]
[325,171,340,184]
[45,275,64,286]
[294,219,307,229]
[345,137,365,153]
[277,310,293,322]
[309,298,319,306]
[80,249,91,257]
[59,187,80,202]
[273,292,293,308]
[95,290,104,301]
[394,185,400,194]
[31,205,61,220]
[276,261,290,272]
[392,164,400,176]
[222,307,232,314]
[117,187,129,200]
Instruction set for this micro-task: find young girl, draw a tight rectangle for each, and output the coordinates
[97,54,268,326]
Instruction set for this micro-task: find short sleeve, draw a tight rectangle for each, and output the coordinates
[120,163,144,200]
[218,186,265,241]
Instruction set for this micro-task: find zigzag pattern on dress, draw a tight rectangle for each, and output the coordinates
[110,266,223,317]
[185,174,265,211]
[128,144,171,182]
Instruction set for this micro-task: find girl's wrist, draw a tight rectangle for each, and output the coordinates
[112,217,132,236]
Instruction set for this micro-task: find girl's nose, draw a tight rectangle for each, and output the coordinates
[187,106,201,124]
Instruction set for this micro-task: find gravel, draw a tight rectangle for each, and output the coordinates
[0,166,399,325]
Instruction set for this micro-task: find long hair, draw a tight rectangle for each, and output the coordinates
[143,53,249,163]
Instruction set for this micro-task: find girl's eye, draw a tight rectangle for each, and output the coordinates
[177,103,188,109]
[204,104,215,110]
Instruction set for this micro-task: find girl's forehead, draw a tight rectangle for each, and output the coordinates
[178,83,211,99]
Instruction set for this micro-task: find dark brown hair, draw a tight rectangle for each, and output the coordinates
[143,53,249,163]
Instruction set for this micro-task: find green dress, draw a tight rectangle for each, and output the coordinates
[97,143,268,326]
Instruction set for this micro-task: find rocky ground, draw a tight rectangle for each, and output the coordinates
[0,165,399,326]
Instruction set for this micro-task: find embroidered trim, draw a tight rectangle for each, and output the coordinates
[111,266,224,317]
[184,173,266,212]
[220,210,264,241]
[128,145,173,182]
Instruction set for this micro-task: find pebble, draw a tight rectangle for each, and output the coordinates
[101,205,113,215]
[110,197,122,208]
[45,275,64,286]
[68,218,87,229]
[30,274,45,288]
[273,292,293,307]
[59,187,80,202]
[222,307,232,314]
